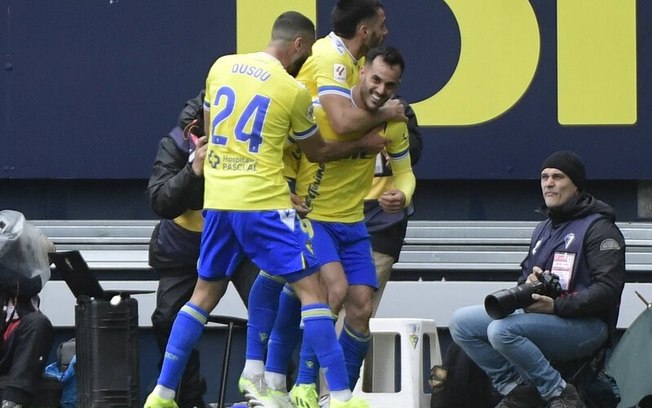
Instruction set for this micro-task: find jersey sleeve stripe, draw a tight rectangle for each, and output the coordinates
[388,148,410,159]
[292,124,318,140]
[317,85,351,99]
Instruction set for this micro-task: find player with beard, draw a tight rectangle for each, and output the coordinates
[144,11,386,408]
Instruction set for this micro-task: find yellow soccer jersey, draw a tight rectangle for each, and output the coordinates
[203,52,317,210]
[297,32,361,104]
[295,117,412,223]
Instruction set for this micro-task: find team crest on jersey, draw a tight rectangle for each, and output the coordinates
[307,104,315,121]
[333,64,347,83]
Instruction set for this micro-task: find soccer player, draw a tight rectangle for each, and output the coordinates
[243,0,406,404]
[298,0,403,135]
[146,90,261,408]
[289,45,415,408]
[143,11,385,408]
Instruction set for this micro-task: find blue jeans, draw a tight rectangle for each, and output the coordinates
[449,305,607,400]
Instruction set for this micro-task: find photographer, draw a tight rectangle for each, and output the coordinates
[448,151,625,408]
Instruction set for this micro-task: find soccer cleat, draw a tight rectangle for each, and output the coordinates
[329,396,370,408]
[290,383,319,408]
[318,394,330,408]
[238,375,294,408]
[239,374,270,406]
[265,389,295,408]
[143,393,179,408]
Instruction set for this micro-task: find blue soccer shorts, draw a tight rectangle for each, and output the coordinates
[198,209,319,283]
[310,220,378,288]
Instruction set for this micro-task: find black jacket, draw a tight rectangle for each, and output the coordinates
[523,193,626,340]
[147,130,203,220]
[146,128,204,270]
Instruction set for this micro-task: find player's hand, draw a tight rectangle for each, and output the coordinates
[380,99,407,123]
[290,193,311,218]
[360,126,387,155]
[379,189,406,213]
[191,136,208,176]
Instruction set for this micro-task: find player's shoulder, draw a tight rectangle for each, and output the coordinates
[213,52,239,66]
[313,33,351,62]
[278,74,310,95]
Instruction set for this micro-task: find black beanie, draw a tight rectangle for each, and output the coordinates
[540,151,586,191]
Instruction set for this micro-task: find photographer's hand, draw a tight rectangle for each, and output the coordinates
[525,293,555,314]
[527,266,544,283]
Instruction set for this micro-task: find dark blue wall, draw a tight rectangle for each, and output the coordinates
[1,0,650,180]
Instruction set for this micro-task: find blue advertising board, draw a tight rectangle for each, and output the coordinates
[0,0,648,180]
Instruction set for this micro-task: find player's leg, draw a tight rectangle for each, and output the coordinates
[151,270,207,408]
[369,250,394,316]
[146,277,229,408]
[291,222,347,407]
[234,210,312,407]
[241,271,285,382]
[265,284,302,390]
[145,210,238,408]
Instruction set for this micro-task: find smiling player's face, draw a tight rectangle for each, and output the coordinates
[358,56,402,112]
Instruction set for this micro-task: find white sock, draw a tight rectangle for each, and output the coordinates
[242,359,265,378]
[265,371,287,390]
[153,384,176,400]
[330,389,352,402]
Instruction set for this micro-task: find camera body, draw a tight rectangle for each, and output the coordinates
[484,271,563,319]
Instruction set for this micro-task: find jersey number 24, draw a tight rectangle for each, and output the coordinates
[210,86,270,153]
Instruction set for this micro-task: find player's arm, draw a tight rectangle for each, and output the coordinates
[378,161,415,213]
[385,155,416,206]
[320,93,405,135]
[378,124,416,213]
[296,126,385,163]
[291,85,387,162]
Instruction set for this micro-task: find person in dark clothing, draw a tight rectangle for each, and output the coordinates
[147,90,259,408]
[0,213,54,408]
[363,97,422,315]
[449,151,626,408]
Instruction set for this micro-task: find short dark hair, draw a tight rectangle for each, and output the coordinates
[331,0,384,39]
[271,11,315,41]
[177,89,205,134]
[365,45,405,75]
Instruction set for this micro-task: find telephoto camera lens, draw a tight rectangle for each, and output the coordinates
[484,272,562,319]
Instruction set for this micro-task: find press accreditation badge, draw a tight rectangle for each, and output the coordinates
[550,252,575,290]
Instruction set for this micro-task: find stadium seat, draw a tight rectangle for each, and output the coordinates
[354,318,441,408]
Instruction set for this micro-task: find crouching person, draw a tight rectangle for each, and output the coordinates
[449,151,625,408]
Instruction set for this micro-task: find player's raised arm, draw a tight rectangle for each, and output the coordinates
[297,125,386,163]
